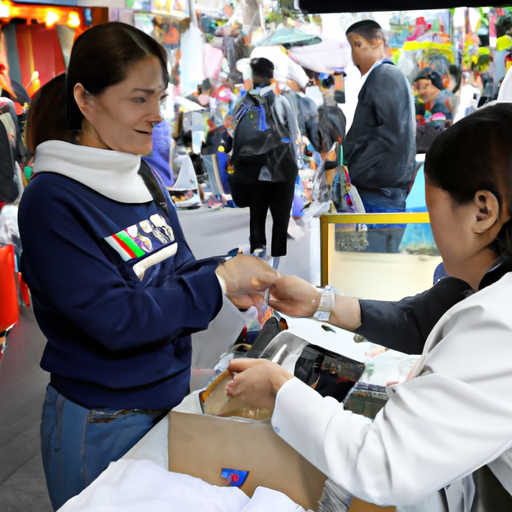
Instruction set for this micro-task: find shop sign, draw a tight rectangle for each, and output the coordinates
[16,0,77,4]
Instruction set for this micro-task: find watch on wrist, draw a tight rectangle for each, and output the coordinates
[313,286,336,321]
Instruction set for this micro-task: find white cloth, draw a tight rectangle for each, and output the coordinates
[288,37,351,74]
[58,458,308,512]
[33,140,152,204]
[58,459,250,512]
[245,487,308,512]
[272,272,512,507]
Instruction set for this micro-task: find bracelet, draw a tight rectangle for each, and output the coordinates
[313,286,336,321]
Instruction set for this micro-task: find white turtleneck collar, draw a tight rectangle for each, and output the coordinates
[33,140,153,204]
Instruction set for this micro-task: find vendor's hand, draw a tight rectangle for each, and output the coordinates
[268,274,321,317]
[216,255,279,313]
[226,358,294,410]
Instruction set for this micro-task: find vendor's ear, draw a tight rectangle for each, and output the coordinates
[370,37,384,49]
[473,190,502,234]
[73,83,95,116]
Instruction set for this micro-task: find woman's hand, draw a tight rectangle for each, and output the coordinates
[215,255,279,313]
[268,274,321,317]
[226,358,294,410]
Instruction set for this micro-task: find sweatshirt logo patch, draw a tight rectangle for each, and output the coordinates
[105,214,176,263]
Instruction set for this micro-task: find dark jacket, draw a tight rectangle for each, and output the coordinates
[344,62,416,211]
[355,259,512,354]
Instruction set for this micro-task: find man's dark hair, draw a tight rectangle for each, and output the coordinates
[250,58,274,81]
[346,20,383,42]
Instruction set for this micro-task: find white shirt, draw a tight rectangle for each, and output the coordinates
[272,272,512,507]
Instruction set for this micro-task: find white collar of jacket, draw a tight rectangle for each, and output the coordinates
[33,140,153,204]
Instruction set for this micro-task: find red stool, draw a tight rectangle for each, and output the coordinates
[0,244,20,332]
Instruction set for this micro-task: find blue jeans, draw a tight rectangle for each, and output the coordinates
[41,385,169,510]
[360,199,406,253]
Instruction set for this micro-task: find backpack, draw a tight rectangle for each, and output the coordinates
[230,90,297,185]
[307,104,346,154]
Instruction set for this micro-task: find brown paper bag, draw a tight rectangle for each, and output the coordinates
[168,411,327,511]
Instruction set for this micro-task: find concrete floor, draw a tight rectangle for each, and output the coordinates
[0,207,317,511]
[0,307,52,511]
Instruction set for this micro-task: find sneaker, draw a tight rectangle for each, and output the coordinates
[252,247,267,260]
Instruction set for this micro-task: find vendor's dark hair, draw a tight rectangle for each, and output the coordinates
[346,20,383,42]
[250,57,274,81]
[425,103,512,257]
[27,22,169,150]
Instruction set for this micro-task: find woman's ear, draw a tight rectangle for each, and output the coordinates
[73,83,93,116]
[473,190,501,234]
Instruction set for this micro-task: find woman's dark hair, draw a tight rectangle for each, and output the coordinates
[67,22,168,131]
[27,22,169,150]
[25,73,73,153]
[425,103,512,257]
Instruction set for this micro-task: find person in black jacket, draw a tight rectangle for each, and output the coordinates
[344,20,416,252]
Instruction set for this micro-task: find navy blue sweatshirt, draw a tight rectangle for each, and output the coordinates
[18,169,223,410]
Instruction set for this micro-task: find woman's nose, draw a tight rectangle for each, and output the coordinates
[151,111,164,125]
[150,100,164,124]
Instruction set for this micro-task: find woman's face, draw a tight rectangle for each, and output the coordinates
[425,180,476,276]
[79,55,166,155]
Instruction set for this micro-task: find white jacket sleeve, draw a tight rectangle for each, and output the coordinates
[272,284,512,506]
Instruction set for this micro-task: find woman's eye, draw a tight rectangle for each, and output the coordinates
[159,94,169,104]
[134,97,146,104]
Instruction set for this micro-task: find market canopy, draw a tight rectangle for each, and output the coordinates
[298,0,507,13]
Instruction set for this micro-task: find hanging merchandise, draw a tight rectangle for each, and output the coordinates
[203,42,223,80]
[0,3,88,100]
[399,39,455,82]
[152,0,189,16]
[309,142,367,251]
[180,25,205,97]
[169,155,202,209]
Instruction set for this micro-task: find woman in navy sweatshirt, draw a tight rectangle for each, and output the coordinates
[18,22,277,511]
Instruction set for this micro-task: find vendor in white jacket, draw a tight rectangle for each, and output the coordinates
[226,104,512,510]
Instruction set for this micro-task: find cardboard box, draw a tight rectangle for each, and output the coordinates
[168,410,327,511]
[349,499,395,511]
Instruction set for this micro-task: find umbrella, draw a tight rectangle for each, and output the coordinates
[254,27,322,48]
